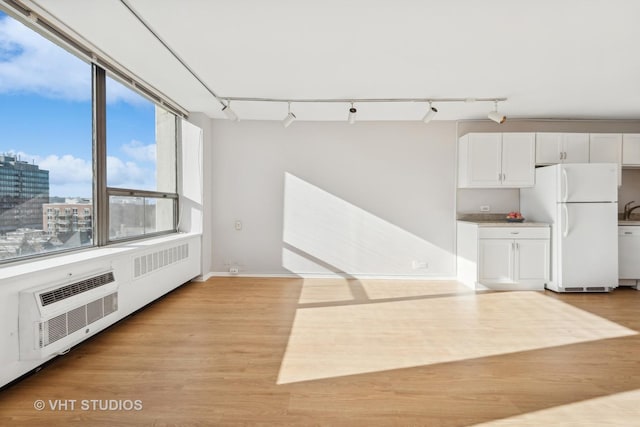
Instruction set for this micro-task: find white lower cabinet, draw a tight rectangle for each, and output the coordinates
[479,237,549,287]
[457,222,550,291]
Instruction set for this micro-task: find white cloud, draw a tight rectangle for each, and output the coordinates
[107,156,156,190]
[40,154,92,184]
[12,151,92,197]
[0,15,148,105]
[0,17,90,100]
[121,140,156,163]
[6,150,156,196]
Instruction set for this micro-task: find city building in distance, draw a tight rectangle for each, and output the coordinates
[0,154,49,233]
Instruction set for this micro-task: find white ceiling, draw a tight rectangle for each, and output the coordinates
[26,0,640,122]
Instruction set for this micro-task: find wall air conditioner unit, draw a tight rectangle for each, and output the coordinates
[19,270,119,360]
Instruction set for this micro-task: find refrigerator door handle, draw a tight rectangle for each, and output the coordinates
[562,168,569,202]
[562,204,569,238]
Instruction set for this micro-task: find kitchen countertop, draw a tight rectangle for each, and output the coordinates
[619,221,640,226]
[457,220,550,227]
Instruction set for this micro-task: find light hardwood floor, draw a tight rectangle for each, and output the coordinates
[1,277,640,426]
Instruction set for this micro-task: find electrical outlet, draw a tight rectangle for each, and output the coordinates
[229,267,239,274]
[480,205,490,212]
[234,220,242,230]
[412,260,428,270]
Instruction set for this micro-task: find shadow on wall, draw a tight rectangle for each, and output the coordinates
[281,172,452,277]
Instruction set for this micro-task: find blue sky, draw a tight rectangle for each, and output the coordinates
[0,10,158,197]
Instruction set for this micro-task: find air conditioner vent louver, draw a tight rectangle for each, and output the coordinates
[133,243,189,279]
[40,272,115,306]
[37,293,118,348]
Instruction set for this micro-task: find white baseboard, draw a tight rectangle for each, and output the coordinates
[203,271,457,280]
[192,271,216,282]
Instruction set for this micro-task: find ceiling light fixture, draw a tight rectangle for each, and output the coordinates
[282,102,296,128]
[487,100,506,124]
[222,101,239,121]
[220,97,507,121]
[348,103,357,124]
[422,101,438,123]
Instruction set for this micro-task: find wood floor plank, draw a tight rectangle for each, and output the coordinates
[1,277,640,426]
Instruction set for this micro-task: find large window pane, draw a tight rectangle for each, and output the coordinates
[0,11,92,261]
[106,77,176,193]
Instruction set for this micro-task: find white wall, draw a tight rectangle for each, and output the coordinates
[209,120,457,278]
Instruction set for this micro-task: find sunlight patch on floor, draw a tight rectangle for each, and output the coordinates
[298,278,355,304]
[360,279,469,300]
[470,389,640,426]
[277,291,637,384]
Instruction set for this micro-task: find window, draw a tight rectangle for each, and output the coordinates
[105,77,177,241]
[0,10,92,260]
[0,8,179,263]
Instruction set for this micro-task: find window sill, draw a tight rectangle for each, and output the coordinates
[0,231,201,281]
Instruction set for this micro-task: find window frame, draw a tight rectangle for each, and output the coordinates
[0,6,183,265]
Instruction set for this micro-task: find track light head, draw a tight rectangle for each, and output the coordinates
[488,100,506,124]
[222,101,239,121]
[422,102,438,123]
[348,103,357,124]
[282,102,296,128]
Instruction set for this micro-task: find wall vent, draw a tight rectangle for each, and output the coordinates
[133,243,189,279]
[40,272,115,306]
[38,293,118,347]
[564,286,611,293]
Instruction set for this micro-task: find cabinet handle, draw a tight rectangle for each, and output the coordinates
[516,242,519,250]
[510,231,520,234]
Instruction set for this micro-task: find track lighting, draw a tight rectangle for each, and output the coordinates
[422,102,438,123]
[219,97,507,122]
[348,103,357,124]
[282,102,296,128]
[222,101,239,121]
[487,100,506,124]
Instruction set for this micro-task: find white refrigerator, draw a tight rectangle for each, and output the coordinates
[520,163,618,292]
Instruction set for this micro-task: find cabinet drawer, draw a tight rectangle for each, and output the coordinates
[478,227,550,239]
[619,226,640,236]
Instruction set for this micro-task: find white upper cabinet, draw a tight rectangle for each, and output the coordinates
[459,133,502,187]
[458,133,535,188]
[501,133,536,187]
[536,133,590,165]
[589,133,622,186]
[622,134,640,166]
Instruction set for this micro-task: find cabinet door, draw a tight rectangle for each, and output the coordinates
[501,133,535,187]
[466,133,502,187]
[622,134,640,166]
[536,133,562,165]
[562,133,590,163]
[479,239,514,284]
[590,133,622,185]
[514,239,549,285]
